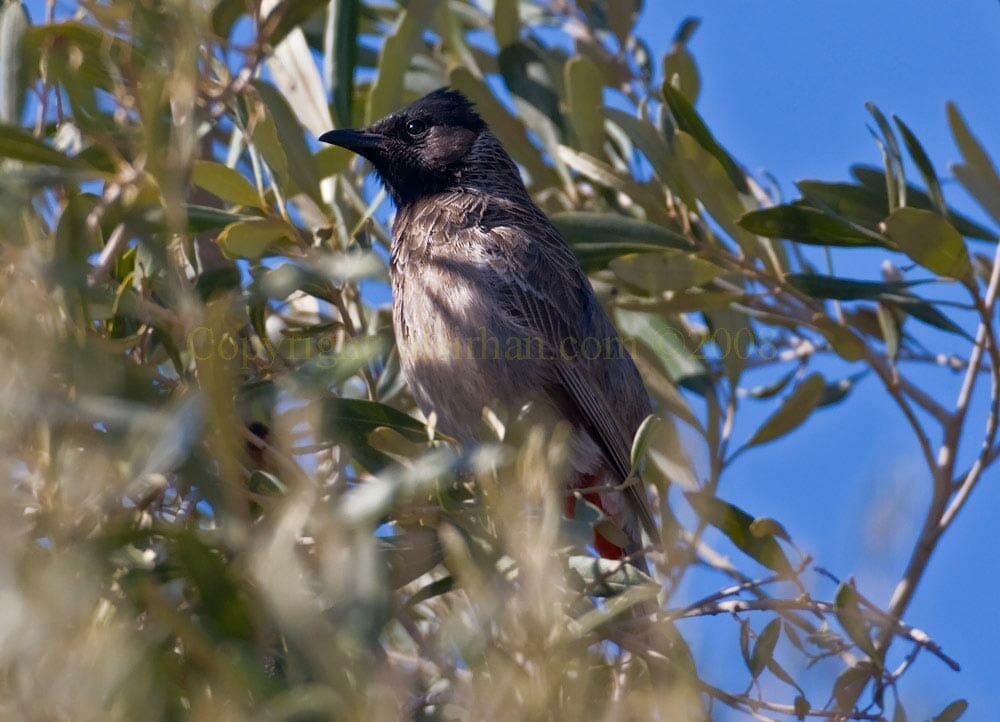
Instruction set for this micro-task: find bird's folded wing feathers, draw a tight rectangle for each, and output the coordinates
[498,260,661,546]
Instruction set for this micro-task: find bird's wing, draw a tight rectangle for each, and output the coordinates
[487,220,661,546]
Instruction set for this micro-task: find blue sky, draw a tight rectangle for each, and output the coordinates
[636,2,1000,718]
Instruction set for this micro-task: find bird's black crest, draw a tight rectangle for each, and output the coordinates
[401,88,485,132]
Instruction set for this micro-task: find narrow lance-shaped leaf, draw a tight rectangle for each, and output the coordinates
[366,0,442,124]
[564,55,605,159]
[866,101,905,209]
[745,373,826,448]
[894,115,945,214]
[673,131,760,253]
[218,219,297,260]
[740,205,889,248]
[0,0,29,125]
[785,272,928,300]
[324,0,359,128]
[834,583,880,665]
[850,165,996,240]
[493,0,520,48]
[662,17,700,103]
[749,618,781,679]
[191,160,262,208]
[684,492,793,573]
[881,207,973,282]
[931,700,968,722]
[663,82,746,192]
[947,102,1000,228]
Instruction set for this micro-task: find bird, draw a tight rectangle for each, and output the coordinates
[319,88,660,572]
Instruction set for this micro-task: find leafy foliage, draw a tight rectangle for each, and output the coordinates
[0,1,996,721]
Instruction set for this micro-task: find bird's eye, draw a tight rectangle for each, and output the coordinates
[405,119,427,137]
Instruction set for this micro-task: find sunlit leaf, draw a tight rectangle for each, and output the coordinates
[882,207,972,281]
[191,160,261,208]
[684,492,793,573]
[0,0,29,125]
[218,218,297,259]
[947,102,1000,228]
[366,0,442,124]
[611,251,722,294]
[663,83,746,192]
[565,55,605,158]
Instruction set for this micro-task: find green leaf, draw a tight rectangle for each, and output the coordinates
[557,145,671,222]
[366,0,442,124]
[749,517,791,543]
[866,101,905,209]
[818,372,865,408]
[611,251,721,294]
[0,0,29,125]
[494,0,520,48]
[890,296,972,340]
[0,124,91,169]
[615,308,708,389]
[834,583,879,664]
[749,618,781,679]
[251,80,323,205]
[684,492,793,573]
[947,102,1000,228]
[191,160,261,208]
[263,0,329,47]
[184,205,257,233]
[785,272,927,300]
[833,662,875,713]
[796,180,888,229]
[605,107,681,192]
[739,205,888,247]
[218,219,297,259]
[174,533,254,641]
[851,165,996,240]
[567,556,656,598]
[662,18,701,103]
[320,396,431,473]
[745,373,825,448]
[663,82,746,192]
[931,700,968,722]
[564,55,605,158]
[894,115,945,214]
[629,414,659,473]
[323,0,359,128]
[211,0,245,38]
[747,368,796,400]
[26,22,148,92]
[882,207,972,281]
[498,40,565,144]
[673,131,759,252]
[813,317,867,361]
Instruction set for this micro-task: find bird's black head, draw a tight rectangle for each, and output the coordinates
[319,88,488,206]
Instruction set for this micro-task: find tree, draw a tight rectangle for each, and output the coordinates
[0,1,996,720]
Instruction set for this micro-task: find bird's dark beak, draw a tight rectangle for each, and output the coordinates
[318,129,385,155]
